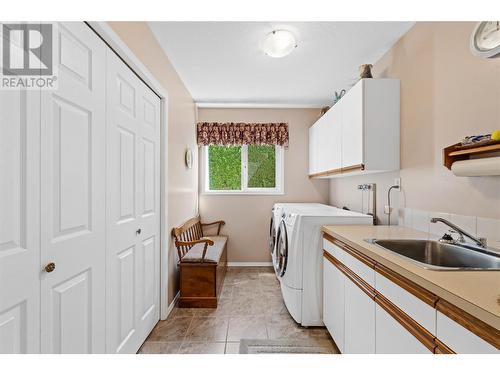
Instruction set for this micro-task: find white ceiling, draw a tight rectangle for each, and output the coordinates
[148,22,414,107]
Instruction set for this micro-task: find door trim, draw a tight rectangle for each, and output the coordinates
[86,22,170,320]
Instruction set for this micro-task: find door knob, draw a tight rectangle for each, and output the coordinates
[43,262,56,273]
[136,228,142,235]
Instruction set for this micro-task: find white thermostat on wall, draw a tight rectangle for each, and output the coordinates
[470,21,500,58]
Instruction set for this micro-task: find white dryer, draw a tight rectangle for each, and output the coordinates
[274,205,372,326]
[269,203,325,270]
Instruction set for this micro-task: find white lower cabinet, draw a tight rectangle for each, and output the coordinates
[375,272,436,335]
[436,311,498,354]
[344,277,376,353]
[323,258,345,352]
[322,237,499,355]
[375,305,430,353]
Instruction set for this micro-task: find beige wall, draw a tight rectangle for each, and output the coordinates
[198,108,329,262]
[330,22,500,223]
[108,22,198,303]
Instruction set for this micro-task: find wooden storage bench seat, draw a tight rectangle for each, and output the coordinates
[172,216,227,308]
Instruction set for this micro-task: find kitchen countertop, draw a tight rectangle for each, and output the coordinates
[322,225,500,330]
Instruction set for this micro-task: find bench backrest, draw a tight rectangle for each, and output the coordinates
[171,216,203,259]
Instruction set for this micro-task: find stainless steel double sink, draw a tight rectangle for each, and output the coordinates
[365,239,500,271]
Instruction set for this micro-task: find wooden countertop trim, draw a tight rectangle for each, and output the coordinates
[434,339,455,354]
[375,263,438,307]
[342,243,377,269]
[375,293,437,352]
[436,299,500,350]
[323,233,376,269]
[323,251,376,299]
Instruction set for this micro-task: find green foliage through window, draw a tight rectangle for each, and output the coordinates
[208,145,241,190]
[248,145,276,188]
[207,145,278,191]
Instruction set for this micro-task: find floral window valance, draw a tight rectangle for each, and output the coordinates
[197,122,289,147]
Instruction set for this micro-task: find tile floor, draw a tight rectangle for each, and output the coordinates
[138,266,337,354]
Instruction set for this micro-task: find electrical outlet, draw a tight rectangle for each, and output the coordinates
[394,177,401,191]
[384,205,392,214]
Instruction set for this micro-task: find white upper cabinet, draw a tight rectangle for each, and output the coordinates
[341,80,363,169]
[325,104,342,173]
[308,124,319,175]
[309,103,342,175]
[309,78,400,178]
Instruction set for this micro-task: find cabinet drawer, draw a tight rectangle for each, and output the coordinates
[436,311,498,354]
[375,304,431,354]
[341,247,375,287]
[323,237,374,286]
[375,272,436,335]
[323,238,346,263]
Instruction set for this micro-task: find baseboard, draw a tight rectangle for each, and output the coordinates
[164,291,180,320]
[227,262,273,267]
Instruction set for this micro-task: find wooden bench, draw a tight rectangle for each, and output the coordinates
[172,216,227,308]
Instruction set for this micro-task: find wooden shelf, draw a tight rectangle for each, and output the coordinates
[443,142,500,170]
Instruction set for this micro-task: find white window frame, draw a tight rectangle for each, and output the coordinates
[204,144,284,195]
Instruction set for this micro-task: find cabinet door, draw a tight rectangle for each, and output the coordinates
[321,104,342,173]
[344,276,375,353]
[323,258,345,352]
[375,305,431,353]
[341,80,364,169]
[436,311,498,354]
[308,125,318,175]
[315,119,326,173]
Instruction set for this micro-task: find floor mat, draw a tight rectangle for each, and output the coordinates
[239,339,338,354]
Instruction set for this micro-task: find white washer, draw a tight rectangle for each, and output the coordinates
[274,205,373,326]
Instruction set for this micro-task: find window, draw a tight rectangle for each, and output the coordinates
[205,144,283,194]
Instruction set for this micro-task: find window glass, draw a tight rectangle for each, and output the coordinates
[208,145,242,190]
[247,145,276,188]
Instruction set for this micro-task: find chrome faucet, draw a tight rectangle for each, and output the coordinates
[430,217,487,248]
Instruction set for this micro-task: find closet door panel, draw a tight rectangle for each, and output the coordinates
[40,22,106,353]
[106,49,160,354]
[136,87,160,332]
[107,50,141,354]
[0,89,40,354]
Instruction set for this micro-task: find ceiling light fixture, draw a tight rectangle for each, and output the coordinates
[262,30,297,58]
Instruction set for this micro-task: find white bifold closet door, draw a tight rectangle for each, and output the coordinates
[0,22,160,354]
[105,49,161,354]
[0,89,40,354]
[40,22,107,353]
